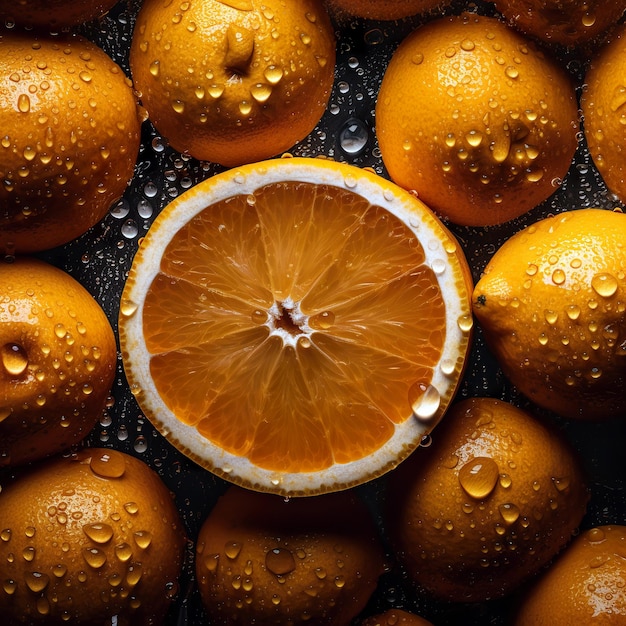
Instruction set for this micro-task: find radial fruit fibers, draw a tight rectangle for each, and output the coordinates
[473,208,626,420]
[0,448,186,625]
[0,257,117,468]
[119,156,473,496]
[196,486,385,625]
[386,397,589,602]
[130,0,336,167]
[0,29,142,254]
[376,13,579,226]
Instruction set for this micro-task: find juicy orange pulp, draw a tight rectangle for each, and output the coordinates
[146,181,446,473]
[120,157,473,495]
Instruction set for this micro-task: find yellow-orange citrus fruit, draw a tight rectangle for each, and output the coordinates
[495,0,626,47]
[0,29,142,254]
[195,485,385,625]
[385,397,588,602]
[473,208,626,420]
[581,23,626,203]
[361,608,434,625]
[514,525,626,625]
[324,0,450,21]
[376,13,579,226]
[129,0,336,167]
[0,257,117,468]
[0,0,120,30]
[118,156,473,496]
[0,448,186,625]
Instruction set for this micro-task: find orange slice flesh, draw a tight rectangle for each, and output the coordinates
[119,157,473,495]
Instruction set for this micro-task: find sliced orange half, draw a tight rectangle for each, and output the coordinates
[119,157,473,496]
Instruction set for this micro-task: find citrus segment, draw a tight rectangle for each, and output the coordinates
[119,157,473,495]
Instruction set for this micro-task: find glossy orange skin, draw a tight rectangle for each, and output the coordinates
[130,0,336,167]
[0,448,187,625]
[386,397,588,602]
[514,525,626,624]
[376,13,578,226]
[0,29,141,253]
[196,486,386,625]
[0,0,119,29]
[0,258,117,467]
[473,208,626,420]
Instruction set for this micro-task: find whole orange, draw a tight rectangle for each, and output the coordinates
[0,29,142,253]
[324,0,450,21]
[495,0,626,47]
[0,0,119,30]
[0,257,117,468]
[376,13,579,226]
[514,525,626,624]
[195,485,386,625]
[385,397,588,602]
[130,0,336,167]
[0,448,186,625]
[473,208,626,420]
[581,23,626,204]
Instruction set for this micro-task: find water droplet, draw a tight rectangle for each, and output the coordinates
[83,523,114,544]
[120,299,138,318]
[17,94,31,113]
[552,269,566,285]
[2,579,17,595]
[115,543,133,562]
[250,83,272,103]
[466,129,483,147]
[409,383,441,420]
[591,273,618,298]
[459,457,499,499]
[1,343,28,376]
[499,503,520,524]
[338,118,369,155]
[133,530,153,549]
[126,563,143,586]
[225,541,242,560]
[264,65,283,84]
[566,304,581,320]
[25,571,50,593]
[82,547,107,569]
[89,450,126,478]
[457,314,474,333]
[265,547,296,576]
[309,310,335,330]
